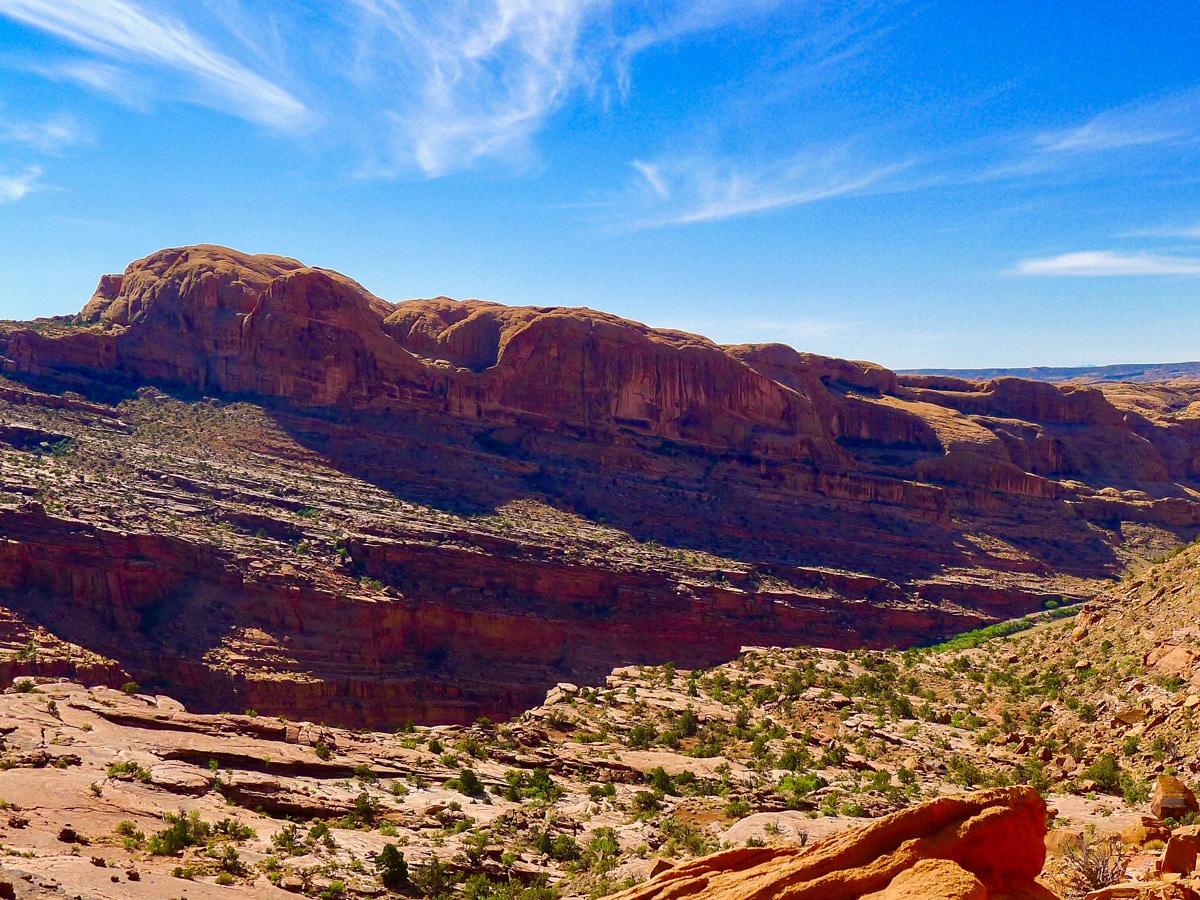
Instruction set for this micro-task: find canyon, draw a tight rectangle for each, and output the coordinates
[2,244,1200,725]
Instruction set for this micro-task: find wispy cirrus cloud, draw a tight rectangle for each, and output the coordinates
[349,0,604,176]
[1117,223,1200,240]
[1014,251,1200,277]
[0,165,43,202]
[1035,90,1200,155]
[619,81,1200,230]
[0,0,308,130]
[621,149,912,228]
[0,112,83,153]
[344,0,848,177]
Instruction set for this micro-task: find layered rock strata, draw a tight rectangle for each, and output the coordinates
[2,246,1200,724]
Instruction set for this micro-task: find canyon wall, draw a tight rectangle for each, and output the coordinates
[2,244,1200,724]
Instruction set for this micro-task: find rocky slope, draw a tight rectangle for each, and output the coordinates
[3,537,1200,899]
[3,245,1200,724]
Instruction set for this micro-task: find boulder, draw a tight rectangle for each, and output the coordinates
[1152,775,1199,822]
[1173,825,1200,850]
[868,858,987,900]
[1160,835,1197,875]
[147,762,215,795]
[607,787,1054,900]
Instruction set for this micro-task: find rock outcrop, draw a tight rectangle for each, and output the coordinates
[1152,775,1200,822]
[609,786,1053,900]
[4,246,1200,724]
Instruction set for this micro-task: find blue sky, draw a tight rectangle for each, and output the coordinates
[0,0,1198,368]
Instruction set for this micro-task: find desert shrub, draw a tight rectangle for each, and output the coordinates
[818,742,848,768]
[463,874,557,900]
[106,761,151,782]
[148,811,210,856]
[948,755,987,788]
[213,817,255,841]
[587,782,617,801]
[532,831,579,863]
[583,828,621,874]
[501,768,562,803]
[1083,754,1122,794]
[1056,836,1126,898]
[627,724,657,749]
[648,766,675,795]
[448,767,484,796]
[375,843,408,890]
[659,817,718,857]
[411,858,456,897]
[351,791,378,826]
[632,791,660,812]
[724,798,751,819]
[272,823,303,855]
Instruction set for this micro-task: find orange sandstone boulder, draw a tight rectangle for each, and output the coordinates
[1152,775,1199,822]
[1161,834,1198,875]
[607,787,1053,900]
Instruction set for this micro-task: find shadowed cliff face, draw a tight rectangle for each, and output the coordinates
[2,244,1200,725]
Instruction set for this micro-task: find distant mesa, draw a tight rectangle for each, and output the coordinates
[902,362,1200,384]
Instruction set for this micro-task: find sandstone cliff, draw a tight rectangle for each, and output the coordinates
[2,246,1200,725]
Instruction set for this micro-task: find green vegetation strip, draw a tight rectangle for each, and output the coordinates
[924,607,1078,654]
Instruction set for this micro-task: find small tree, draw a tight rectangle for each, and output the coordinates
[451,767,484,796]
[375,843,408,891]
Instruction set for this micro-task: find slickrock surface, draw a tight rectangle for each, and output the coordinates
[3,245,1200,725]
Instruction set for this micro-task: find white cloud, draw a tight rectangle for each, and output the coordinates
[1117,224,1200,240]
[1035,90,1200,155]
[0,113,83,153]
[0,0,308,130]
[0,165,43,202]
[630,160,668,198]
[350,0,603,176]
[621,150,912,228]
[25,59,147,108]
[1014,251,1200,277]
[344,0,842,177]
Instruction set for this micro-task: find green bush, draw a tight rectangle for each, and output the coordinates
[450,767,485,796]
[632,791,660,812]
[271,823,303,855]
[375,843,408,890]
[106,761,151,782]
[627,724,657,749]
[1083,754,1122,795]
[724,798,751,819]
[649,766,676,795]
[543,833,579,862]
[411,857,455,896]
[148,811,211,856]
[501,768,562,803]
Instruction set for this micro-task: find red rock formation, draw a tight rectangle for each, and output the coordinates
[5,245,1200,725]
[608,786,1053,900]
[6,245,1200,498]
[0,503,1014,727]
